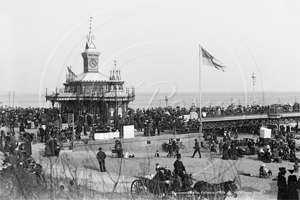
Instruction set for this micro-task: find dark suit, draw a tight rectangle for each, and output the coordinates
[192,141,201,158]
[97,150,106,172]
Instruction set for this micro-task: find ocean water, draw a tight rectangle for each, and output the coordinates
[130,91,300,109]
[0,91,299,109]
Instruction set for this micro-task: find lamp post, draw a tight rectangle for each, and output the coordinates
[165,95,168,107]
[252,72,256,105]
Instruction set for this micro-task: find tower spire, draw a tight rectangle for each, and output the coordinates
[85,16,96,50]
[88,16,92,43]
[114,60,117,70]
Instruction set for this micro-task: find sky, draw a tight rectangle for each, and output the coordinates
[0,0,300,97]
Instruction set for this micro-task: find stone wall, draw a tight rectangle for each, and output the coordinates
[64,133,202,153]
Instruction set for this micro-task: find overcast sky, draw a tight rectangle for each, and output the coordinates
[1,0,299,96]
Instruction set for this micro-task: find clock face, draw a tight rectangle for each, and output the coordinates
[89,59,97,68]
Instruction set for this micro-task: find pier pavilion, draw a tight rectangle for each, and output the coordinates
[45,18,135,124]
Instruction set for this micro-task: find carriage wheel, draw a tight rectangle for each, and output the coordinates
[131,180,147,199]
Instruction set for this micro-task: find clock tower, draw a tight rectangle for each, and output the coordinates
[82,16,100,73]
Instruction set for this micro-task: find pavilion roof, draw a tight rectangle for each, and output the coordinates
[72,72,109,82]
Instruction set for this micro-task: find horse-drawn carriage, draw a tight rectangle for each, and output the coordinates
[130,172,238,200]
[130,172,194,199]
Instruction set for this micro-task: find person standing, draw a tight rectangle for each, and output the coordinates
[277,167,288,200]
[230,143,238,160]
[287,170,299,200]
[174,154,186,182]
[219,140,223,155]
[222,141,229,160]
[114,140,123,158]
[49,136,55,156]
[293,161,299,173]
[157,121,162,136]
[39,125,45,143]
[96,147,106,172]
[191,139,201,158]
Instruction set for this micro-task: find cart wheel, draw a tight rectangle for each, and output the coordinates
[131,179,147,199]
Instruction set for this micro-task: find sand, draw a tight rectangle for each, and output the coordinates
[15,127,300,199]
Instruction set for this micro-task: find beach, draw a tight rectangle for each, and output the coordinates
[23,126,300,200]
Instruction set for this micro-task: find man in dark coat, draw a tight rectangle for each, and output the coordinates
[19,121,25,133]
[277,167,288,200]
[191,139,201,158]
[96,147,106,172]
[75,123,82,141]
[39,125,45,143]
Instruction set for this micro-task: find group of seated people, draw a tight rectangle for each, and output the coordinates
[258,140,300,163]
[152,154,192,191]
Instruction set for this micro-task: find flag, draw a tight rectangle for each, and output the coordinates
[67,66,77,78]
[201,47,226,72]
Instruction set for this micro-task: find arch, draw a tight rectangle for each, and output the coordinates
[109,107,114,117]
[118,107,123,118]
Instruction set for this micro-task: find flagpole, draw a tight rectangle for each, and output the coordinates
[199,44,203,135]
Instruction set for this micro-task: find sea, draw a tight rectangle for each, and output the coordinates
[0,91,299,109]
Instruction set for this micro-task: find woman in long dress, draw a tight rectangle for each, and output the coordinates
[44,140,51,157]
[277,167,288,200]
[222,142,229,160]
[287,170,299,200]
[230,143,238,160]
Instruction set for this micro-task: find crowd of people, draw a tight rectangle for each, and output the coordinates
[0,101,299,199]
[257,132,300,164]
[0,101,299,145]
[126,102,299,137]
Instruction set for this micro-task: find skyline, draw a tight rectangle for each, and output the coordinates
[1,0,300,97]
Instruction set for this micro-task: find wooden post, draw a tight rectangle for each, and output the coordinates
[297,118,299,133]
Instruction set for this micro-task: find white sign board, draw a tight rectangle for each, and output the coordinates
[123,125,134,139]
[260,128,271,138]
[95,133,104,140]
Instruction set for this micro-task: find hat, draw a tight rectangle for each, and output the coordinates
[98,147,102,150]
[288,169,294,174]
[156,163,159,165]
[279,167,286,173]
[177,154,181,159]
[195,139,197,141]
[261,164,265,167]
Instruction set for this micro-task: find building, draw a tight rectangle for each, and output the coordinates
[45,17,135,124]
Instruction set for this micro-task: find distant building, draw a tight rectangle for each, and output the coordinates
[46,17,135,124]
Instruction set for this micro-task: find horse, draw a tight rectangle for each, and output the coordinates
[193,179,238,200]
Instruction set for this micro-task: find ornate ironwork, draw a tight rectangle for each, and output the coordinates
[202,114,299,129]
